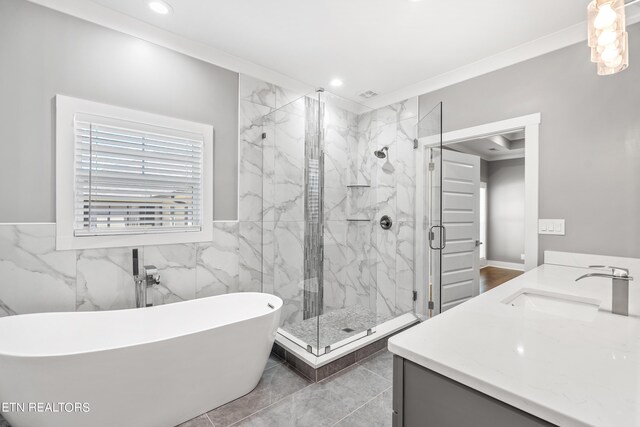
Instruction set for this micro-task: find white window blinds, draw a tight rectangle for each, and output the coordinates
[74,113,204,236]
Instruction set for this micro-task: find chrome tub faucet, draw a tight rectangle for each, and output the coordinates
[576,265,634,316]
[132,249,161,308]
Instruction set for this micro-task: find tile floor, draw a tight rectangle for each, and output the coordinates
[0,350,393,427]
[179,349,394,427]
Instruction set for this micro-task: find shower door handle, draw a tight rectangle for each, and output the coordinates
[428,225,446,250]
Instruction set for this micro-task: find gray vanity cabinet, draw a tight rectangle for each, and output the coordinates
[392,356,556,427]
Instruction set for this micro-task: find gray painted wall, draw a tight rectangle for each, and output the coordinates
[0,0,239,222]
[419,23,640,261]
[480,159,489,183]
[487,159,525,264]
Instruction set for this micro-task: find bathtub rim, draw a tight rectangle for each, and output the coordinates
[0,292,282,359]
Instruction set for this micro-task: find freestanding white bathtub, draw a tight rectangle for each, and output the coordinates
[0,292,282,427]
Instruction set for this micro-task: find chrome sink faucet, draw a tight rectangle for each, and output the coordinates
[132,249,161,308]
[576,265,634,316]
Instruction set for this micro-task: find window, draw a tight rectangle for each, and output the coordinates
[56,95,213,250]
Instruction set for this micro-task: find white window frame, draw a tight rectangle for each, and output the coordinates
[56,95,214,250]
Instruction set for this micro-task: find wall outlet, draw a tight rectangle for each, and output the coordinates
[521,253,525,261]
[539,219,565,235]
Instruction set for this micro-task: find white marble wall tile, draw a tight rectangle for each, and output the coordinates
[395,222,415,314]
[239,74,276,108]
[372,123,397,219]
[347,187,374,220]
[275,85,307,110]
[277,91,308,117]
[324,119,350,220]
[144,244,196,305]
[345,221,375,311]
[374,98,418,126]
[273,221,305,327]
[239,100,272,221]
[239,221,263,293]
[375,227,397,320]
[325,101,353,131]
[262,116,277,222]
[76,247,137,311]
[356,112,377,186]
[347,125,360,185]
[374,104,400,127]
[274,107,305,222]
[196,222,240,299]
[0,224,75,315]
[261,221,275,295]
[323,221,347,312]
[397,118,417,222]
[397,98,418,121]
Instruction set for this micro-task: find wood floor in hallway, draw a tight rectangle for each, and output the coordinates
[479,266,524,294]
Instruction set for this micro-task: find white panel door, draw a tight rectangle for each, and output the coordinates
[440,149,480,312]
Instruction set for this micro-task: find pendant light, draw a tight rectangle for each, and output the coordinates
[587,0,630,75]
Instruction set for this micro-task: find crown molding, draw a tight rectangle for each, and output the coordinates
[364,11,640,110]
[26,0,640,111]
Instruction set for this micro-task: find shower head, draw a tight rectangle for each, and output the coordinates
[374,146,389,159]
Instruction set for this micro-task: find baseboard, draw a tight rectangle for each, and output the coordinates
[486,260,525,271]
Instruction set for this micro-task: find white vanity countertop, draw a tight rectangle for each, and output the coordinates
[388,264,640,427]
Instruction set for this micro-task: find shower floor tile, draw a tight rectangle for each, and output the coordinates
[281,305,393,350]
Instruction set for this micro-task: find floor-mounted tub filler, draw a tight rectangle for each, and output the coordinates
[0,293,282,427]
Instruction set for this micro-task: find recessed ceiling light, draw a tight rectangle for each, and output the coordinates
[148,1,172,15]
[329,78,343,87]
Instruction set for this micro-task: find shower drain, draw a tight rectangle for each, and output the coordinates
[341,327,355,333]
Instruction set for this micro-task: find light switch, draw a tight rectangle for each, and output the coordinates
[539,219,565,235]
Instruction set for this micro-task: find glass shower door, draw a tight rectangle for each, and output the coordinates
[261,92,322,354]
[318,91,378,354]
[417,103,443,317]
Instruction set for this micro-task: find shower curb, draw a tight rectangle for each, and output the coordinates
[271,322,419,383]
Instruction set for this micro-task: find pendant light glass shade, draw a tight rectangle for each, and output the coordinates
[588,0,629,75]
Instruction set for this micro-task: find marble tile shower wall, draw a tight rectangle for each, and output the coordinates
[238,74,418,327]
[0,222,247,317]
[354,102,418,319]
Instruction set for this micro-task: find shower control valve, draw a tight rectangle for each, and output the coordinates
[380,215,393,230]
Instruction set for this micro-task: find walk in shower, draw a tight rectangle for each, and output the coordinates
[260,90,426,357]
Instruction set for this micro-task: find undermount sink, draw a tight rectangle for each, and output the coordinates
[502,288,601,321]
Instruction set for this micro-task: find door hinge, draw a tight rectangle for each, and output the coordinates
[428,162,435,171]
[412,290,418,302]
[428,230,435,241]
[413,138,419,149]
[428,300,435,310]
[261,132,267,139]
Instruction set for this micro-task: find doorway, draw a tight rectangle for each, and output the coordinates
[448,130,527,289]
[416,113,540,316]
